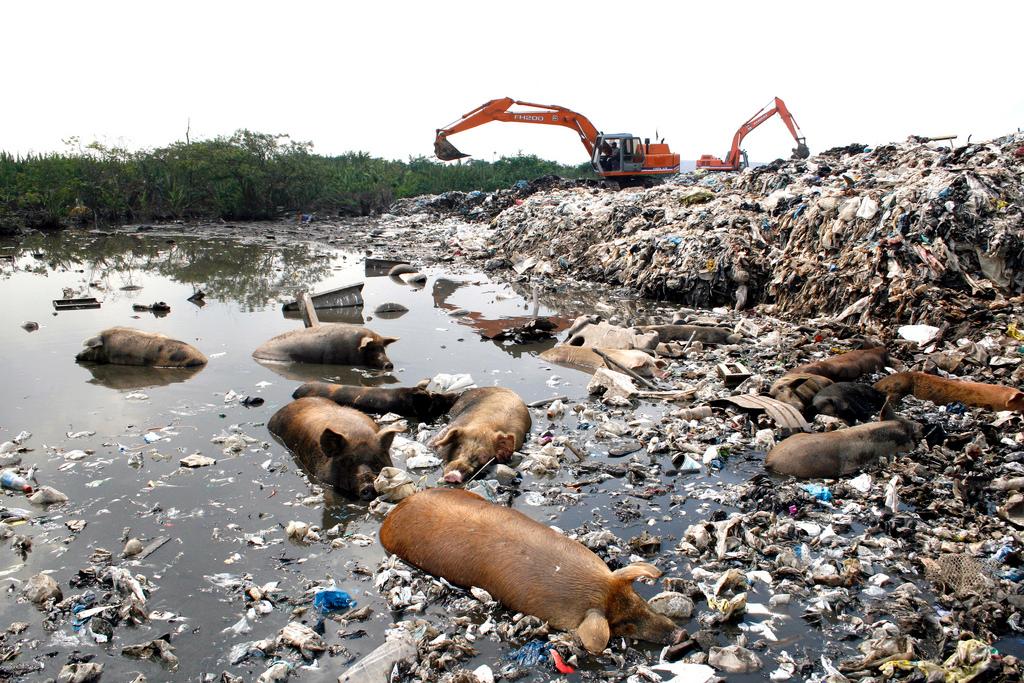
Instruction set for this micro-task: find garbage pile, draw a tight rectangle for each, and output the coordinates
[388,175,597,222]
[415,132,1024,332]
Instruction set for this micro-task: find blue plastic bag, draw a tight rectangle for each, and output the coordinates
[507,640,552,666]
[313,589,356,614]
[802,483,833,503]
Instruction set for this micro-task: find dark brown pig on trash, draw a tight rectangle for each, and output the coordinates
[790,347,889,382]
[874,371,1024,412]
[769,373,834,411]
[431,387,531,483]
[637,324,742,345]
[379,488,685,653]
[75,327,207,367]
[811,383,886,423]
[292,381,458,421]
[765,402,921,478]
[253,325,398,369]
[268,397,402,499]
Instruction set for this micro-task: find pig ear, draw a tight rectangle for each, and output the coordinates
[432,427,460,448]
[1010,391,1024,409]
[319,428,347,456]
[494,432,515,459]
[879,397,897,422]
[416,378,430,389]
[377,424,404,452]
[612,562,662,583]
[83,335,103,349]
[785,375,810,390]
[358,336,374,351]
[576,609,610,654]
[381,336,399,347]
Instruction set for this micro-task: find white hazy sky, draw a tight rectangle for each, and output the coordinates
[2,1,1021,165]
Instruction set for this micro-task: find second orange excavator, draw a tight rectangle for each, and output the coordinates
[434,97,680,180]
[697,97,810,171]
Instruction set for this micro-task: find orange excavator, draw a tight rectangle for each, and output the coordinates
[696,97,810,171]
[434,97,680,180]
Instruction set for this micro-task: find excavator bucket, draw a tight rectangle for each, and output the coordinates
[792,140,810,160]
[434,137,470,161]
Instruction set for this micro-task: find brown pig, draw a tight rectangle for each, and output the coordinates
[790,347,890,382]
[637,324,742,346]
[766,403,921,478]
[811,382,886,424]
[268,397,402,499]
[539,346,667,378]
[379,488,684,653]
[253,324,397,369]
[874,371,1024,412]
[432,387,531,483]
[292,381,458,421]
[769,373,834,411]
[75,327,207,367]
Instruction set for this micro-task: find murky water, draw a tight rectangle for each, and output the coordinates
[0,230,696,680]
[2,229,1010,681]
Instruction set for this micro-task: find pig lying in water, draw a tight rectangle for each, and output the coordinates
[380,489,684,653]
[766,403,921,478]
[76,327,207,367]
[253,325,397,369]
[432,387,531,483]
[769,373,834,411]
[539,346,666,378]
[874,371,1024,412]
[812,382,886,423]
[292,381,458,421]
[790,347,889,382]
[268,397,402,499]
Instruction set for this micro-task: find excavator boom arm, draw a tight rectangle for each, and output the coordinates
[724,97,806,167]
[435,97,601,160]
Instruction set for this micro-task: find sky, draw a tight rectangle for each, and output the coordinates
[2,1,1021,165]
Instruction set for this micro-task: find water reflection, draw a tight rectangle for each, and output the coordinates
[253,359,399,385]
[319,488,380,531]
[80,363,205,390]
[2,232,333,308]
[431,278,572,355]
[282,307,364,325]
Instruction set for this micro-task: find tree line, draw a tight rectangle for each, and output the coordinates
[0,130,593,229]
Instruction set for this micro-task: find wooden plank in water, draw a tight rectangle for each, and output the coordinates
[53,297,102,311]
[299,292,320,328]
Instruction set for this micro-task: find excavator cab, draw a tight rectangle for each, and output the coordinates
[595,134,646,174]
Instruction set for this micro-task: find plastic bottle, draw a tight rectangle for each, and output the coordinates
[674,406,713,421]
[338,632,417,682]
[0,469,32,493]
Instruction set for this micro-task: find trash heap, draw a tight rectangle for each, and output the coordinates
[388,175,597,222]
[430,132,1024,333]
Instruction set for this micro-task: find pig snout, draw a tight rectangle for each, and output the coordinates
[354,465,377,500]
[362,344,394,370]
[443,470,464,484]
[634,611,685,646]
